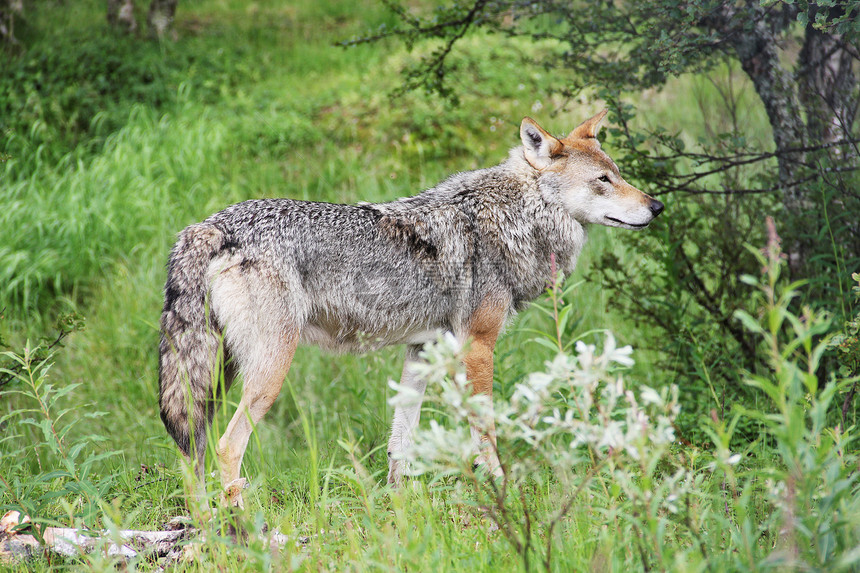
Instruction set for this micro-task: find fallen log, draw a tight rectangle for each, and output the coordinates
[1,511,192,564]
[0,511,296,565]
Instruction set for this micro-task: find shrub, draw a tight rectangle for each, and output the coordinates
[391,220,860,571]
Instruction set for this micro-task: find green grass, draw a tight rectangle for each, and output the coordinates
[2,1,856,571]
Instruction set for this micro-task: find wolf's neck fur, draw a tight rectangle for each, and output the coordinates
[378,148,587,308]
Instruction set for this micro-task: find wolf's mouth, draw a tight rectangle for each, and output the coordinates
[605,216,649,228]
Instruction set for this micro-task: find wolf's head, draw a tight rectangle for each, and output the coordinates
[519,110,663,230]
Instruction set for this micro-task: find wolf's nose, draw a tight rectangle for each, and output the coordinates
[650,199,665,216]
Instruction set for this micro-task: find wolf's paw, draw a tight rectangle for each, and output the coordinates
[222,477,249,509]
[163,515,194,531]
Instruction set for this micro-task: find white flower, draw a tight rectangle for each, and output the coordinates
[654,416,676,444]
[601,333,635,368]
[403,420,473,477]
[640,385,663,406]
[598,421,625,451]
[387,378,423,408]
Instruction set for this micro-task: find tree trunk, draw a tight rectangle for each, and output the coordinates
[107,0,137,34]
[731,12,812,273]
[798,9,858,147]
[797,15,860,278]
[701,2,859,275]
[147,0,177,39]
[710,4,806,185]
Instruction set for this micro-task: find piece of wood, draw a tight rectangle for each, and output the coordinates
[0,525,189,562]
[0,511,300,565]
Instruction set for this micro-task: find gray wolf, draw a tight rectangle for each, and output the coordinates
[158,110,664,508]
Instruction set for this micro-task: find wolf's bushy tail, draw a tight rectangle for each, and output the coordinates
[158,222,228,471]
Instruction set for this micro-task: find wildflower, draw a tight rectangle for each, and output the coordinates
[640,385,663,406]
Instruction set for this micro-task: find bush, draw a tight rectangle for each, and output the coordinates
[391,224,860,571]
[0,342,116,535]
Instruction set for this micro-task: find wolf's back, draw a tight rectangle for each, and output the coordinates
[158,222,227,465]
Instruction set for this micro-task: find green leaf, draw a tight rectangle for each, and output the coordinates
[734,310,764,334]
[530,337,562,352]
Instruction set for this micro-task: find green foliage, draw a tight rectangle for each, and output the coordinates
[586,97,777,444]
[0,311,85,389]
[350,0,725,101]
[0,102,230,313]
[0,340,305,569]
[0,343,117,534]
[830,273,860,378]
[393,325,692,572]
[726,225,860,571]
[766,0,860,35]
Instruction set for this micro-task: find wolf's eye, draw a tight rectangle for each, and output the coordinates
[598,175,611,183]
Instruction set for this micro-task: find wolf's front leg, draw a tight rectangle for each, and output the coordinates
[387,345,428,487]
[463,298,508,478]
[464,336,503,476]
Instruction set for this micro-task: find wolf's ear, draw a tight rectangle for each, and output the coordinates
[520,117,562,170]
[567,109,608,140]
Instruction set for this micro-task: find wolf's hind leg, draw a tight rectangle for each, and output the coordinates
[387,344,427,487]
[209,260,305,508]
[216,328,298,508]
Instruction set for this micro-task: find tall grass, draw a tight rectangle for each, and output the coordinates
[1,101,226,311]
